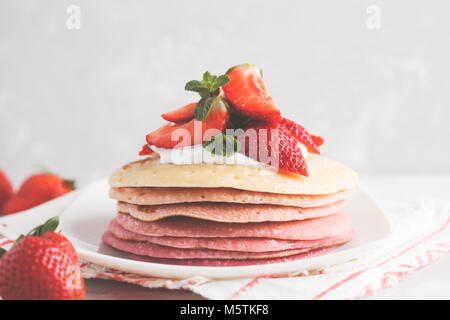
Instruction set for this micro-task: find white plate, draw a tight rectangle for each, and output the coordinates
[59,180,392,280]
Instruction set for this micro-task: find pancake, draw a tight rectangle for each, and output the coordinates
[102,232,344,266]
[110,187,355,208]
[109,154,358,195]
[116,210,352,240]
[102,231,352,260]
[117,199,348,223]
[108,218,354,252]
[126,245,339,266]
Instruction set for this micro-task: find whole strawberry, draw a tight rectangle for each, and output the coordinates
[0,170,14,212]
[0,217,85,300]
[2,173,75,215]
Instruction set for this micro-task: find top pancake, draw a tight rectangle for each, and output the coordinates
[109,154,358,195]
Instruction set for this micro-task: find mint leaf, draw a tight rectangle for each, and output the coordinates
[203,71,213,83]
[185,70,231,121]
[194,96,216,121]
[185,80,210,98]
[0,247,6,259]
[184,80,203,91]
[210,74,230,92]
[203,133,241,157]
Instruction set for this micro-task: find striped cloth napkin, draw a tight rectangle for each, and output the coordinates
[1,195,449,300]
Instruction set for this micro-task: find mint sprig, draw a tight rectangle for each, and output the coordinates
[203,133,241,157]
[185,71,230,121]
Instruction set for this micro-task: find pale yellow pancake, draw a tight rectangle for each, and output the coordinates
[109,187,355,207]
[109,154,358,195]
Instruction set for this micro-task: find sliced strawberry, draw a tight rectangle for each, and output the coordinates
[223,64,281,122]
[161,102,196,123]
[146,98,229,149]
[240,121,308,176]
[311,134,324,147]
[139,144,154,156]
[281,117,324,154]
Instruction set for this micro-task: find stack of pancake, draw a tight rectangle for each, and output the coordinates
[102,153,358,266]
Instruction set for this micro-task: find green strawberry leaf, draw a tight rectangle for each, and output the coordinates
[28,216,60,237]
[203,133,241,157]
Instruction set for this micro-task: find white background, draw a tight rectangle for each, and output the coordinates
[1,0,449,186]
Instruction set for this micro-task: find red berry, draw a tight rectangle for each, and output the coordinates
[241,122,308,176]
[2,174,74,215]
[311,134,324,147]
[161,102,196,123]
[139,144,154,156]
[0,170,13,213]
[281,117,324,154]
[146,98,229,149]
[223,64,281,122]
[0,232,85,300]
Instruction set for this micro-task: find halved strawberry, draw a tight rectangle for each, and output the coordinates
[240,121,308,176]
[223,64,281,122]
[161,102,196,123]
[281,117,324,154]
[146,98,229,149]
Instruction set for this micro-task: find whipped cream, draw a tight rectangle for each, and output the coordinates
[151,142,308,169]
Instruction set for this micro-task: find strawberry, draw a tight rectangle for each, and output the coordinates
[1,173,75,215]
[146,97,229,149]
[161,102,196,123]
[223,64,281,122]
[281,117,324,154]
[139,144,154,156]
[0,217,85,300]
[0,170,13,212]
[311,134,324,147]
[240,121,308,176]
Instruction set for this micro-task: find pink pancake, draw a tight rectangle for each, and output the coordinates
[110,187,355,208]
[117,199,348,223]
[108,218,353,252]
[116,210,352,240]
[102,231,352,260]
[114,245,341,266]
